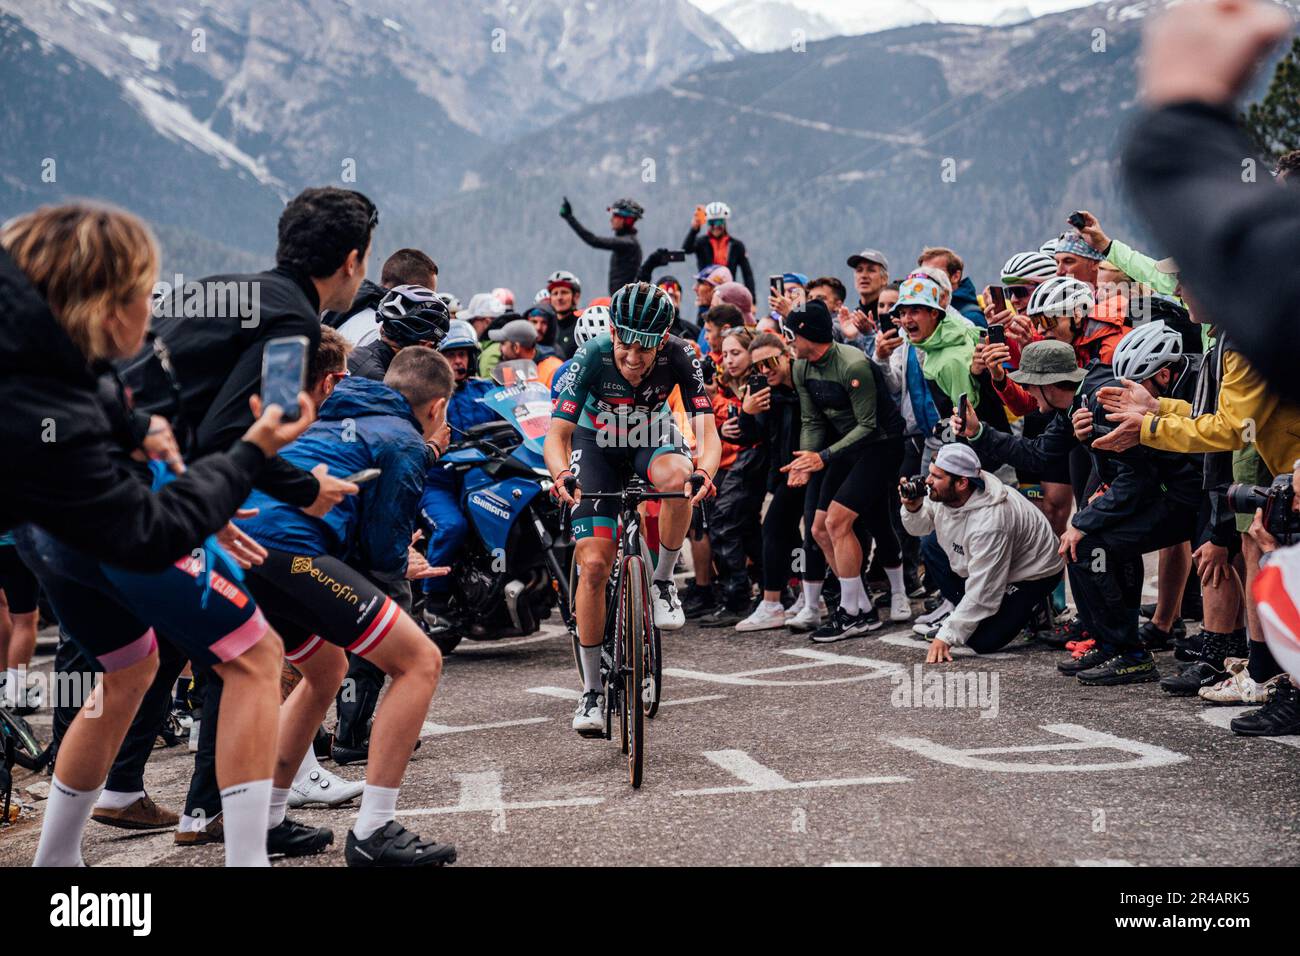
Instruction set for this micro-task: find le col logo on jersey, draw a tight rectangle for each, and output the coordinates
[50,886,151,936]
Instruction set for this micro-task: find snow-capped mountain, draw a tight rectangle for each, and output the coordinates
[695,0,939,51]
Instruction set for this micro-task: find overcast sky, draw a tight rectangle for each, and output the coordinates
[691,0,1102,25]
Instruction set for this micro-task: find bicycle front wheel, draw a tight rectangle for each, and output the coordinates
[619,555,647,789]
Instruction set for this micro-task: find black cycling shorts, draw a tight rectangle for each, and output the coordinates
[0,544,39,615]
[815,440,904,516]
[245,548,401,665]
[567,424,691,540]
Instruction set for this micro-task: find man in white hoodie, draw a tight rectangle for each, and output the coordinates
[901,443,1064,662]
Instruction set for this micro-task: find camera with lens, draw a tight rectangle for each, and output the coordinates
[1226,473,1300,543]
[899,475,927,501]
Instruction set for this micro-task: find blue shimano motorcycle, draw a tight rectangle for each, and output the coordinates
[427,360,573,653]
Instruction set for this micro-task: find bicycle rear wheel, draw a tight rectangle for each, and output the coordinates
[619,555,647,788]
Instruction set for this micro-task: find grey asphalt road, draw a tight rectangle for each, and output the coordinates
[4,594,1298,868]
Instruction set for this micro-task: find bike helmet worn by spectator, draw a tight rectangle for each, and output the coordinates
[574,305,610,347]
[492,287,515,309]
[440,319,481,359]
[436,291,461,315]
[607,198,644,220]
[610,282,675,348]
[1000,252,1058,285]
[534,287,550,303]
[704,201,730,221]
[376,285,451,348]
[1027,276,1094,319]
[1111,320,1183,383]
[547,270,581,297]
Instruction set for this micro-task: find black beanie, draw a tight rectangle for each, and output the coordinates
[786,298,833,344]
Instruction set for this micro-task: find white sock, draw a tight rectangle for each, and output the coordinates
[580,645,603,694]
[94,788,145,811]
[293,747,322,788]
[802,580,824,607]
[759,599,783,613]
[33,776,102,867]
[267,786,291,829]
[352,784,399,841]
[839,576,866,615]
[654,546,681,583]
[220,779,272,867]
[885,565,905,596]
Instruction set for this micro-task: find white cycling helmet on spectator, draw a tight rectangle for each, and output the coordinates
[1112,320,1183,382]
[574,305,610,347]
[534,287,550,303]
[1027,275,1094,319]
[1000,252,1058,285]
[704,201,731,221]
[462,292,506,321]
[547,270,581,296]
[435,291,461,315]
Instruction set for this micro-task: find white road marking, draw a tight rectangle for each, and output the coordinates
[421,717,550,736]
[1075,859,1136,866]
[824,861,883,867]
[396,770,604,818]
[1197,707,1300,749]
[666,647,904,687]
[884,723,1188,773]
[877,633,1012,659]
[674,749,910,797]
[525,686,726,707]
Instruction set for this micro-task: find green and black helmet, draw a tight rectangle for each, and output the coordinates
[610,281,675,348]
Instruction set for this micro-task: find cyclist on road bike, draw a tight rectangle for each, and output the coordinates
[544,282,721,736]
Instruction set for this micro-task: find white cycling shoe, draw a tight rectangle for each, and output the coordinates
[288,768,364,808]
[652,580,685,631]
[572,691,605,737]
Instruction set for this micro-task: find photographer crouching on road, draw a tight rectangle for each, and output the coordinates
[900,444,1063,663]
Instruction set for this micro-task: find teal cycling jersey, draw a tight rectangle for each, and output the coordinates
[550,333,710,439]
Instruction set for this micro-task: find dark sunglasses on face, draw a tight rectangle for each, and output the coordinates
[753,354,782,373]
[1004,285,1032,299]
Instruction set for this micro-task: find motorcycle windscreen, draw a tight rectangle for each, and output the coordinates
[483,360,551,455]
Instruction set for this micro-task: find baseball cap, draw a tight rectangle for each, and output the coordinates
[783,272,809,288]
[695,264,733,286]
[462,292,506,321]
[488,318,539,347]
[785,298,833,344]
[934,443,982,479]
[1008,340,1086,386]
[847,249,889,273]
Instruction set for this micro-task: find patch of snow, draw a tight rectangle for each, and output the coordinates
[83,0,115,13]
[382,17,402,32]
[122,78,281,187]
[120,33,160,70]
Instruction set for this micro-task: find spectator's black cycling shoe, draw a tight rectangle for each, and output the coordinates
[1230,677,1300,737]
[1138,620,1185,652]
[683,585,718,619]
[1139,602,1156,620]
[700,604,747,627]
[1042,618,1089,650]
[331,740,369,766]
[1160,661,1226,696]
[345,821,456,867]
[1057,646,1109,675]
[268,818,334,857]
[1076,651,1160,686]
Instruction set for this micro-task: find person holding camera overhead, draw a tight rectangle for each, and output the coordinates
[900,444,1063,662]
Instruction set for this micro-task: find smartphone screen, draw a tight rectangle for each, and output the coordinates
[958,392,970,425]
[769,275,785,299]
[988,286,1007,313]
[667,250,687,263]
[748,373,768,395]
[344,468,382,485]
[987,324,1005,346]
[260,335,309,422]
